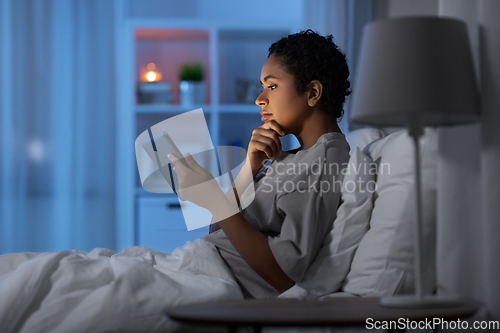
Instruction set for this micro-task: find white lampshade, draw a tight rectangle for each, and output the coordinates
[350,17,480,126]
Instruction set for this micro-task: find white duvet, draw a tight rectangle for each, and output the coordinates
[0,239,244,333]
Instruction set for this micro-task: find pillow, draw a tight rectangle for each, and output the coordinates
[342,128,438,297]
[279,147,375,298]
[345,128,385,155]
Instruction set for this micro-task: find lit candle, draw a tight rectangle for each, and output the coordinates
[143,62,162,82]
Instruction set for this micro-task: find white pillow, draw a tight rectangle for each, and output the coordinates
[279,147,375,298]
[342,128,438,297]
[345,128,385,155]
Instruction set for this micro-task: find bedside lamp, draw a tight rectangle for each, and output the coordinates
[350,17,480,308]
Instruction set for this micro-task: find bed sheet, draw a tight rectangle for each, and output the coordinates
[0,239,243,333]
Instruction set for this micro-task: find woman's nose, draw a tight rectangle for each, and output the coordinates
[255,90,268,106]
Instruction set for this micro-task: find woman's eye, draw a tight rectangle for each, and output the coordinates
[268,85,277,90]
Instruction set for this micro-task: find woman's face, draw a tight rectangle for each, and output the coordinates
[255,54,310,134]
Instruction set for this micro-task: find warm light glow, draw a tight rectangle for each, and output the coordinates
[142,64,162,82]
[146,71,157,82]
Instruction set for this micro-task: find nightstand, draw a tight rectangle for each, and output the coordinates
[165,297,479,333]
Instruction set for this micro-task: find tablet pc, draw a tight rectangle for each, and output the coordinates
[141,131,188,195]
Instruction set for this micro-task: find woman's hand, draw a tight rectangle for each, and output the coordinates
[168,152,238,221]
[247,120,285,177]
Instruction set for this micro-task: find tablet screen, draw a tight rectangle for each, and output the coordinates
[141,131,189,195]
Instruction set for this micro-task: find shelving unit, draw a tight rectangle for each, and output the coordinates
[115,18,299,252]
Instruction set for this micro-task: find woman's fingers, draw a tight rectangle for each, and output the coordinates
[249,138,275,159]
[250,132,280,158]
[260,120,285,137]
[252,129,282,156]
[168,153,181,167]
[167,153,187,174]
[246,119,285,176]
[184,152,205,173]
[258,120,285,154]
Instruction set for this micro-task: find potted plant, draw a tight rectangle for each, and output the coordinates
[179,62,206,106]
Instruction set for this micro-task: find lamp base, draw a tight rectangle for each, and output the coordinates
[380,295,464,309]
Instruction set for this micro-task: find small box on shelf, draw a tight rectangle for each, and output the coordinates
[137,82,174,104]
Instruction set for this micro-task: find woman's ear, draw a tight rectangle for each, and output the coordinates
[307,80,323,107]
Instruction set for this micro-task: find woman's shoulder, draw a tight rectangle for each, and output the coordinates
[311,132,350,153]
[279,132,350,164]
[266,132,350,193]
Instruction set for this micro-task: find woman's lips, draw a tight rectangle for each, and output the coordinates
[260,111,272,121]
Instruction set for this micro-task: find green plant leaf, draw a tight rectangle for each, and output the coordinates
[179,62,204,81]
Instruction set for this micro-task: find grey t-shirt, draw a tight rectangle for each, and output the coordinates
[202,132,350,299]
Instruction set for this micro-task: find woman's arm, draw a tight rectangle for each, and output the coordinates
[217,212,295,293]
[209,160,253,233]
[169,152,294,293]
[168,120,295,293]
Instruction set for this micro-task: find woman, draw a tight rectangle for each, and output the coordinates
[169,29,352,299]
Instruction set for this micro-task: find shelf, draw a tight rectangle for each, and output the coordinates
[218,104,260,113]
[135,104,260,114]
[135,28,211,105]
[136,104,212,113]
[136,29,209,41]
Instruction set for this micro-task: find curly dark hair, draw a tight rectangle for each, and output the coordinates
[268,29,351,121]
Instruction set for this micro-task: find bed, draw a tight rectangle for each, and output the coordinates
[0,128,438,332]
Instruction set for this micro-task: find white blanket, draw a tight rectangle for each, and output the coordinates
[0,239,243,333]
